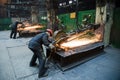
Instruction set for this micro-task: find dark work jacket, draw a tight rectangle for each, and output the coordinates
[28,32,51,50]
[11,21,19,31]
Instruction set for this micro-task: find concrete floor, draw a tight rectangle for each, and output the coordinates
[0,30,120,80]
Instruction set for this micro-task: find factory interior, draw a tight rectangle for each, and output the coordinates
[0,0,120,80]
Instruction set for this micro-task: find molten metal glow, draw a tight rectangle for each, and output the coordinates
[60,34,101,49]
[59,24,103,51]
[24,25,43,30]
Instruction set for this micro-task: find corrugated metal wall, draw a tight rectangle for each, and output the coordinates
[111,8,120,48]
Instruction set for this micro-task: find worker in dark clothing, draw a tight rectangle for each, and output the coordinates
[28,29,54,78]
[52,18,60,32]
[10,21,21,39]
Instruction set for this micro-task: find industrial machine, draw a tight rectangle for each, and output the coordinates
[50,23,104,71]
[17,23,44,37]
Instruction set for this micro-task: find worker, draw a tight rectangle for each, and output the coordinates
[28,29,54,78]
[10,20,22,39]
[52,17,61,32]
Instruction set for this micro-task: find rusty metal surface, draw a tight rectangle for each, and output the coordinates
[53,42,104,69]
[53,30,68,44]
[56,42,103,57]
[53,24,103,51]
[17,23,43,37]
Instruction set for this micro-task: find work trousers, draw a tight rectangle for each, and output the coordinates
[10,30,17,39]
[29,48,46,76]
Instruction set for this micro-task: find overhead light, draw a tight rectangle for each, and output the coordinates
[59,3,62,6]
[69,0,72,4]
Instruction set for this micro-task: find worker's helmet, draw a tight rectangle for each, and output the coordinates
[46,29,53,36]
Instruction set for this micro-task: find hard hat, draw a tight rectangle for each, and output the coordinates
[46,29,53,36]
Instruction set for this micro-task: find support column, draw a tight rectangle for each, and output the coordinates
[104,3,114,47]
[31,6,39,24]
[95,0,114,47]
[46,0,56,30]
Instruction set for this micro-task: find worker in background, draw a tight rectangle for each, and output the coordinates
[53,18,59,32]
[10,20,22,39]
[28,29,54,78]
[52,16,62,32]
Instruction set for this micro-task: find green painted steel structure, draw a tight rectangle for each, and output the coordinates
[58,10,96,32]
[0,18,12,31]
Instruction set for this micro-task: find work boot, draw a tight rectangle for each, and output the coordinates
[29,63,37,67]
[13,37,16,39]
[38,67,48,78]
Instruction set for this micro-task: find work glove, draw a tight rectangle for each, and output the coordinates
[49,43,55,49]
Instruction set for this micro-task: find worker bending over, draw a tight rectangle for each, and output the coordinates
[28,29,54,78]
[10,20,22,39]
